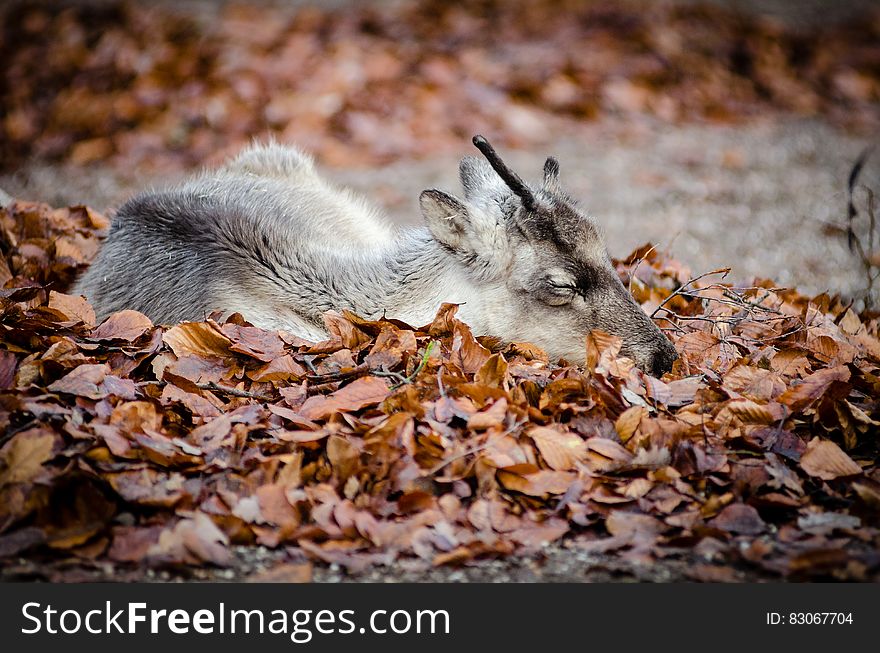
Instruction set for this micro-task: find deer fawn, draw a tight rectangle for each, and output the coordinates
[74,136,677,375]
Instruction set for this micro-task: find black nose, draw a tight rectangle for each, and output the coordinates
[650,344,678,377]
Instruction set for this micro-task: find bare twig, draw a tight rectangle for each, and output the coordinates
[389,340,436,390]
[422,441,492,478]
[650,268,731,319]
[196,382,274,402]
[423,418,525,477]
[626,243,657,295]
[845,146,879,308]
[649,265,810,348]
[304,364,371,385]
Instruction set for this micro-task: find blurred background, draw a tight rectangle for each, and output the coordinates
[1,0,879,303]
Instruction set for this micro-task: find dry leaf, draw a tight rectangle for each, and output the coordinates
[163,322,233,358]
[299,376,390,420]
[0,429,56,487]
[91,310,153,341]
[800,437,862,480]
[529,427,585,471]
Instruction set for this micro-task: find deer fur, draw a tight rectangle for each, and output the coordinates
[74,137,678,375]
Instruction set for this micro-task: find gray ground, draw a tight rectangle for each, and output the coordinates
[2,540,754,583]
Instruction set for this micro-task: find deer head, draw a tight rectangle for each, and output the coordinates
[419,135,677,376]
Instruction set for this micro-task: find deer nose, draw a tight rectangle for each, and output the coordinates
[650,342,678,377]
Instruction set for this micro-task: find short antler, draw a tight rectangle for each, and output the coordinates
[472,135,537,212]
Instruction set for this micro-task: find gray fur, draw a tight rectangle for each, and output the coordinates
[74,139,677,375]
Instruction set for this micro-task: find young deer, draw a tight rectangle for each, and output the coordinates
[74,136,678,375]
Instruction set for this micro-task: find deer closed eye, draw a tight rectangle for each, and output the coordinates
[535,274,578,305]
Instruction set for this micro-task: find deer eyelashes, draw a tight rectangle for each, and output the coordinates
[534,270,579,306]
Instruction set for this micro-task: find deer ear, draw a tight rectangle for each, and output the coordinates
[419,189,472,251]
[543,157,560,190]
[459,156,507,200]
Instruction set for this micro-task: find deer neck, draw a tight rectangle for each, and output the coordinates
[345,229,487,330]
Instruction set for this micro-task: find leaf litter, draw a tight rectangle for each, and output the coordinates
[1,199,878,581]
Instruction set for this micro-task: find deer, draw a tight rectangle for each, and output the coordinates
[73,136,678,375]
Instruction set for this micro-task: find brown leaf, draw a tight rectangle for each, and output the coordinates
[149,513,231,566]
[0,350,17,390]
[160,383,222,418]
[327,435,361,482]
[614,406,646,442]
[508,518,569,547]
[497,469,576,496]
[47,291,96,327]
[106,469,188,508]
[466,398,508,431]
[256,484,300,529]
[232,496,263,524]
[110,400,162,434]
[686,564,741,582]
[852,479,880,510]
[91,310,153,341]
[248,355,306,382]
[0,527,47,557]
[529,427,585,471]
[476,353,508,388]
[583,437,634,472]
[723,365,785,401]
[710,503,766,535]
[770,349,811,377]
[221,324,286,361]
[606,511,667,538]
[163,322,233,359]
[299,376,390,420]
[246,562,312,583]
[47,363,108,399]
[364,327,417,370]
[38,477,117,550]
[723,399,784,425]
[797,512,860,534]
[108,526,163,563]
[0,429,57,487]
[779,366,850,412]
[800,437,862,480]
[324,311,372,350]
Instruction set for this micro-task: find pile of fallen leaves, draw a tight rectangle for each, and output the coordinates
[2,0,879,172]
[0,199,879,582]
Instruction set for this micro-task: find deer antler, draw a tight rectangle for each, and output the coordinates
[472,135,537,212]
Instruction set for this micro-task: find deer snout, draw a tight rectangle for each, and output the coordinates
[610,285,679,376]
[649,338,678,377]
[621,336,677,377]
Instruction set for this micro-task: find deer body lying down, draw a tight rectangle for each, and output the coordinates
[75,137,677,375]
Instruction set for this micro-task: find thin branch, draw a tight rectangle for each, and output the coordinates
[626,243,657,295]
[650,268,731,319]
[304,364,371,385]
[422,418,525,477]
[390,340,436,390]
[196,382,274,402]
